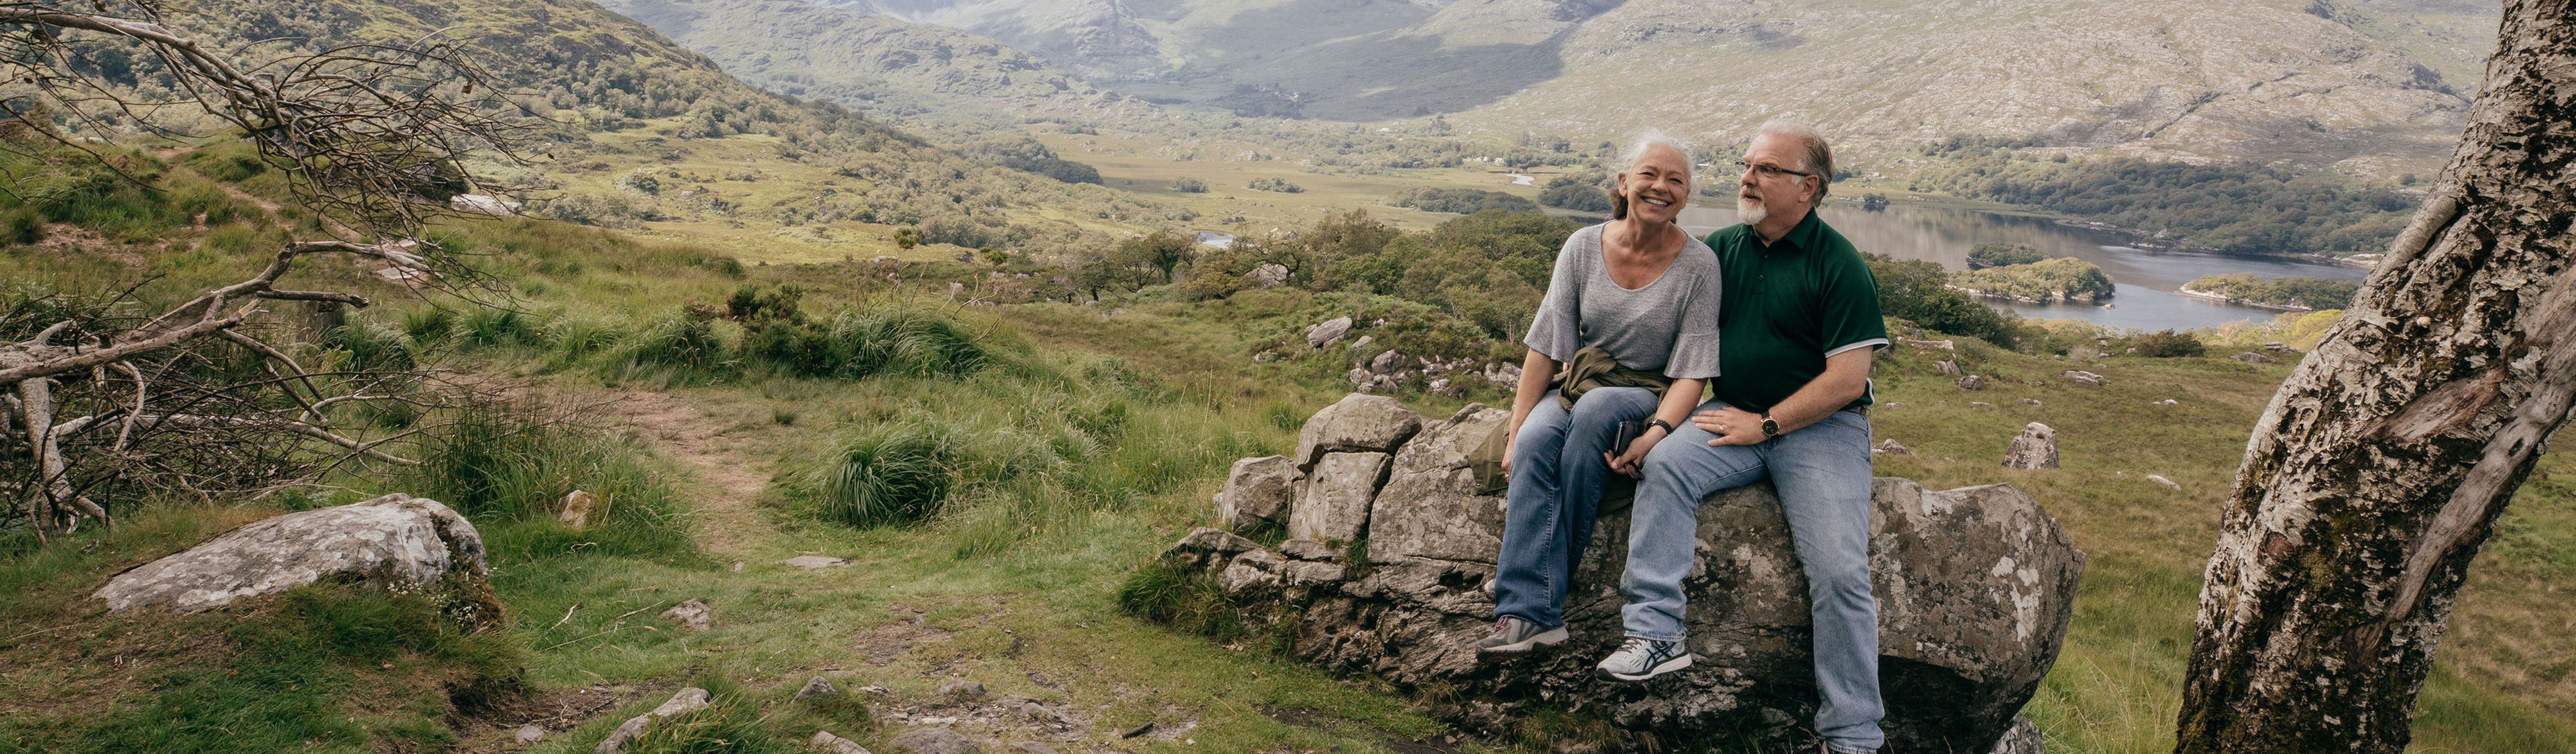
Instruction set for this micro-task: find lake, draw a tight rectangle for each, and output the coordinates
[1673,202,2370,331]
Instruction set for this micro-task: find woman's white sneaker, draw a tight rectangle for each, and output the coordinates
[1473,616,1569,658]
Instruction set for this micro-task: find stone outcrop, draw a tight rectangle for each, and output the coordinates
[93,493,493,620]
[1157,398,2084,753]
[1291,393,1421,469]
[2003,423,2061,470]
[2059,370,2106,386]
[1306,317,1353,348]
[1214,455,1295,528]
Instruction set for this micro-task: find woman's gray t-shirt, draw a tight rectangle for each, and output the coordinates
[1521,224,1723,379]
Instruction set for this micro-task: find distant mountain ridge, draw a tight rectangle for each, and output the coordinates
[746,0,2494,176]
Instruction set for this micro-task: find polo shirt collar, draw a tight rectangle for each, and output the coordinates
[1755,208,1825,253]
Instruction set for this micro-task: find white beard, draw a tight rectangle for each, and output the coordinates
[1737,196,1770,228]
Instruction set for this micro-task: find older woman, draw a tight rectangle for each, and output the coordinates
[1475,133,1722,668]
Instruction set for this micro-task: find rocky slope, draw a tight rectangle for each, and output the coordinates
[593,0,1166,124]
[781,0,2492,175]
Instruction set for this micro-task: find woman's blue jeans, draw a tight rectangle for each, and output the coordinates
[1492,386,1659,630]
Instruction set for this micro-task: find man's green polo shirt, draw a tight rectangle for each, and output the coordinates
[1700,209,1889,412]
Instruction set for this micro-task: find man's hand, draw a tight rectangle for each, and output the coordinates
[1501,432,1516,478]
[1693,406,1766,446]
[1604,426,1666,478]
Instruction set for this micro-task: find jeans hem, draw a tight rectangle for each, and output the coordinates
[1622,631,1684,643]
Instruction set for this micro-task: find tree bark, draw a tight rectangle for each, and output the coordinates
[2175,3,2576,751]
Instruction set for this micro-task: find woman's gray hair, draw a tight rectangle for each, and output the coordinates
[1605,130,1694,221]
[1756,120,1834,200]
[1612,129,1695,184]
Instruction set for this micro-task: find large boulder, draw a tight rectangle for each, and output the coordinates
[1214,455,1297,529]
[1287,451,1389,542]
[1291,393,1421,470]
[93,493,495,623]
[1169,398,2084,753]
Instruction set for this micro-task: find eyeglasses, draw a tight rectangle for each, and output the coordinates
[1733,159,1812,180]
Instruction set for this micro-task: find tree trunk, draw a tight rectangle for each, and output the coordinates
[2174,4,2576,752]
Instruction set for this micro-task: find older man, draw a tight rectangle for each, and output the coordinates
[1595,123,1888,754]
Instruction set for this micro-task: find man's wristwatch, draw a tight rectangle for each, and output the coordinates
[1759,412,1780,438]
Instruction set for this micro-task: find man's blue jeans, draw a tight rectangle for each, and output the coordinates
[1493,387,1658,630]
[1621,402,1884,753]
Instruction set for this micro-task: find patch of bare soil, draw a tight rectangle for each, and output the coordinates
[596,389,771,554]
[446,684,651,753]
[851,605,955,666]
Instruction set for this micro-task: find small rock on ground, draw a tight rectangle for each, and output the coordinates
[890,727,981,754]
[796,675,838,699]
[2148,474,2181,491]
[515,724,545,745]
[938,679,986,698]
[1011,744,1061,754]
[660,599,712,631]
[1873,439,1912,456]
[595,687,711,754]
[783,555,850,569]
[813,731,874,754]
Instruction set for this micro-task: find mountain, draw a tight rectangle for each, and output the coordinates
[798,0,2494,176]
[592,0,1165,125]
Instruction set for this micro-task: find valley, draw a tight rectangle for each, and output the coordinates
[3,0,2563,752]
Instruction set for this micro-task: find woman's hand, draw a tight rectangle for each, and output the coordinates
[1604,425,1666,478]
[1501,430,1517,478]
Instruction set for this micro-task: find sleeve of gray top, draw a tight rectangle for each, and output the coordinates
[1662,243,1724,380]
[1521,227,1588,362]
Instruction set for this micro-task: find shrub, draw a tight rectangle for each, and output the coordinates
[1247,177,1304,194]
[1172,177,1209,193]
[403,400,690,557]
[811,422,960,528]
[1388,187,1537,214]
[2130,329,2207,358]
[1,207,43,246]
[608,314,734,383]
[323,322,417,373]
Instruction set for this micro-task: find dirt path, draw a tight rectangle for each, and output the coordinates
[599,390,770,555]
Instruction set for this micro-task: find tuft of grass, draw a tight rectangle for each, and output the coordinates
[809,420,961,529]
[402,400,692,560]
[604,314,736,385]
[1115,559,1250,643]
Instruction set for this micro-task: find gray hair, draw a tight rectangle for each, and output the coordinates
[1612,129,1695,185]
[1756,121,1834,201]
[1605,130,1694,221]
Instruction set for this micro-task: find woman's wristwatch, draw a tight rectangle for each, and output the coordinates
[1648,417,1675,435]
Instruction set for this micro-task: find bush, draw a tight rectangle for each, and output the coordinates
[1172,177,1209,193]
[810,422,960,528]
[1864,253,2018,347]
[1,207,43,246]
[322,322,417,373]
[1247,177,1304,194]
[1966,243,2047,268]
[1388,187,1537,215]
[2130,329,2206,358]
[403,400,691,557]
[608,314,733,383]
[1538,171,1612,212]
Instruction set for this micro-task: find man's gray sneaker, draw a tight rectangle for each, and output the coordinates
[1473,616,1568,657]
[1595,637,1691,681]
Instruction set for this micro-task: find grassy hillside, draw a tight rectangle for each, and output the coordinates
[4,136,2573,752]
[111,0,1185,262]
